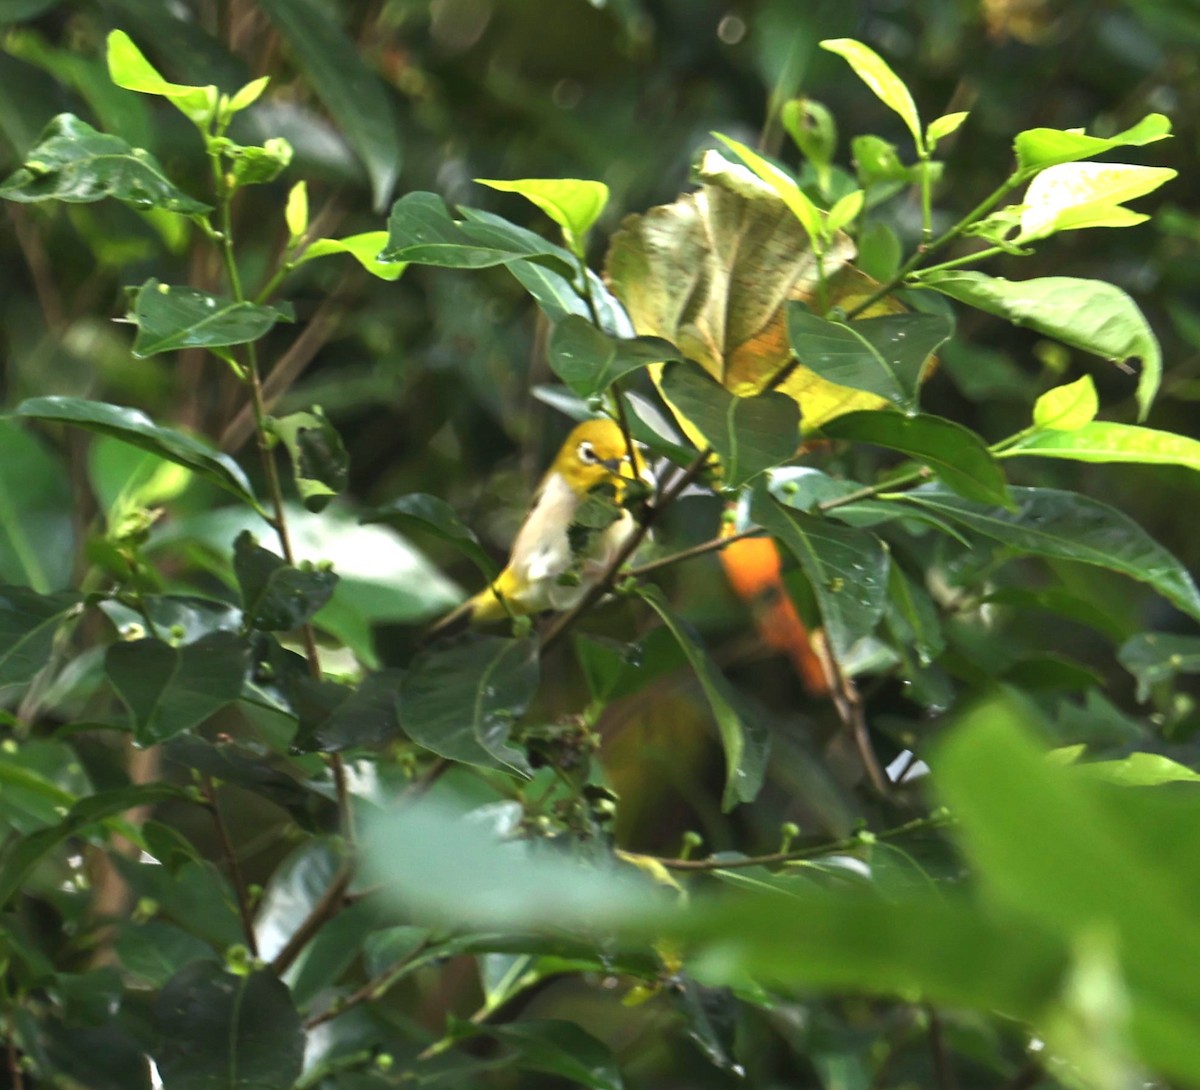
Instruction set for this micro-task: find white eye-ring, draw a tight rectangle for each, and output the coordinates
[577,441,600,464]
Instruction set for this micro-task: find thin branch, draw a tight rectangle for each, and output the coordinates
[270,865,353,975]
[200,775,259,957]
[815,631,890,797]
[927,1006,958,1090]
[650,811,951,871]
[6,1018,24,1090]
[304,937,431,1030]
[625,527,766,581]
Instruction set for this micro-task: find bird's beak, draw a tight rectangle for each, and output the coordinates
[600,457,623,474]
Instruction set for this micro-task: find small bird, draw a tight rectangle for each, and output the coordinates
[430,418,648,633]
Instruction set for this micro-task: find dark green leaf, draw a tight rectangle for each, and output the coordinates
[637,586,769,809]
[920,271,1161,419]
[381,192,572,270]
[0,112,208,213]
[0,421,73,592]
[267,408,348,513]
[787,307,953,412]
[129,278,294,358]
[287,666,405,753]
[99,595,243,645]
[105,632,248,744]
[751,490,890,660]
[0,586,79,687]
[548,315,681,399]
[233,531,338,632]
[41,1018,151,1090]
[362,493,497,580]
[17,396,257,506]
[288,900,388,1007]
[886,564,944,667]
[116,920,217,987]
[398,636,538,774]
[901,486,1200,623]
[1118,632,1200,701]
[154,964,304,1090]
[659,362,800,488]
[452,1019,623,1090]
[821,410,1013,508]
[256,0,400,211]
[507,259,634,335]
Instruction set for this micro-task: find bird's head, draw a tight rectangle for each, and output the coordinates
[554,418,647,500]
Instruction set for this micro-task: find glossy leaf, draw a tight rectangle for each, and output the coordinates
[750,490,890,660]
[1051,749,1200,787]
[105,632,248,744]
[1004,421,1200,473]
[0,113,208,214]
[1118,632,1200,701]
[267,409,349,513]
[821,410,1013,507]
[297,231,406,280]
[638,585,769,810]
[0,587,79,687]
[476,177,609,257]
[257,0,400,210]
[17,396,257,506]
[1032,375,1098,430]
[549,316,681,398]
[285,662,405,753]
[820,38,923,150]
[129,278,294,358]
[659,362,800,488]
[787,308,953,412]
[233,531,337,631]
[362,493,498,580]
[381,191,572,269]
[920,271,1161,419]
[1014,113,1172,175]
[154,964,304,1090]
[398,636,539,773]
[902,486,1200,622]
[508,259,634,334]
[105,29,216,125]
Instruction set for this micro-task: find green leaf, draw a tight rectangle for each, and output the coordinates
[256,0,400,211]
[1004,421,1200,473]
[297,231,406,281]
[277,652,404,754]
[548,316,681,399]
[284,180,307,241]
[1032,375,1098,430]
[638,585,769,810]
[1018,162,1177,242]
[398,636,539,773]
[154,964,304,1090]
[0,113,209,214]
[216,136,293,188]
[233,531,337,632]
[0,421,73,592]
[0,587,79,687]
[821,410,1013,508]
[750,490,890,660]
[16,396,257,506]
[453,1019,623,1090]
[476,177,609,257]
[902,486,1200,623]
[1014,113,1172,174]
[105,29,217,126]
[782,98,837,171]
[128,278,294,358]
[226,75,270,114]
[105,632,248,745]
[712,133,824,246]
[787,307,953,413]
[820,38,923,151]
[851,134,918,188]
[116,921,216,988]
[1118,632,1200,701]
[381,191,573,270]
[362,493,498,580]
[920,271,1161,419]
[508,259,633,333]
[267,409,348,513]
[886,563,945,667]
[659,362,800,488]
[826,189,864,233]
[1053,750,1200,787]
[926,111,969,147]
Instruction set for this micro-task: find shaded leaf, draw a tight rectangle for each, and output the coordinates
[1005,421,1200,472]
[398,636,538,773]
[233,531,338,631]
[286,663,405,754]
[548,316,681,399]
[267,409,348,513]
[786,308,953,412]
[17,396,257,506]
[1118,632,1200,701]
[751,489,890,660]
[821,410,1012,507]
[452,1019,623,1090]
[659,362,800,488]
[0,586,79,687]
[116,921,217,988]
[0,112,208,213]
[920,271,1161,419]
[362,493,498,580]
[902,486,1200,623]
[638,585,769,810]
[1015,113,1172,174]
[508,259,633,334]
[105,632,248,744]
[129,278,293,358]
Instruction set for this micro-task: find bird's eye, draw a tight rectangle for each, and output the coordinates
[577,441,599,464]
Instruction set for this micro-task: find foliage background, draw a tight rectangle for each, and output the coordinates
[2,1,1200,1089]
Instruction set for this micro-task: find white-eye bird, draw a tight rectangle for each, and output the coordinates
[432,418,648,632]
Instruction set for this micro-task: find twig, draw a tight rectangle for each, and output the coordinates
[650,811,951,871]
[10,205,66,334]
[625,527,765,580]
[6,1019,24,1090]
[304,937,431,1030]
[815,631,890,797]
[200,775,259,957]
[270,865,353,975]
[927,1006,958,1090]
